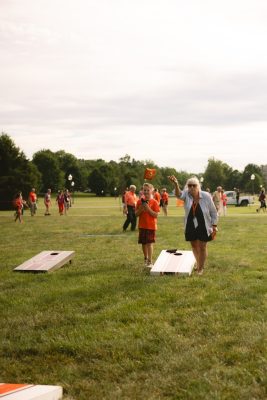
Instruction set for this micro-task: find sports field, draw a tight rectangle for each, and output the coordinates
[0,196,266,399]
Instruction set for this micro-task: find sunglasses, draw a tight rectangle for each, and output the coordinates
[188,184,197,188]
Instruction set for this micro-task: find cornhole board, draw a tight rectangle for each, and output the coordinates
[150,249,196,276]
[0,383,62,399]
[13,251,75,273]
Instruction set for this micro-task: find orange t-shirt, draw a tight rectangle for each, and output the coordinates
[124,191,137,206]
[161,191,169,204]
[137,198,160,230]
[153,192,161,204]
[29,191,37,202]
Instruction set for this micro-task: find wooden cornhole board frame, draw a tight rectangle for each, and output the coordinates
[13,251,75,273]
[150,249,196,276]
[0,383,62,399]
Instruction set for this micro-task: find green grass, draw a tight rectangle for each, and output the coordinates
[0,197,266,399]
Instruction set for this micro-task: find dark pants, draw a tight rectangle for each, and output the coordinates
[123,205,136,231]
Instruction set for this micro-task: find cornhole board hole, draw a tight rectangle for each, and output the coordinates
[150,249,196,276]
[13,251,75,273]
[0,383,63,399]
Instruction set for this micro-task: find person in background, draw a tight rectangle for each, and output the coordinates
[44,189,52,216]
[64,189,71,215]
[221,189,228,216]
[256,188,266,213]
[153,188,161,205]
[121,188,128,214]
[123,185,137,231]
[135,183,160,268]
[14,192,24,223]
[28,188,37,216]
[56,190,65,216]
[168,175,218,275]
[160,188,169,216]
[212,186,223,215]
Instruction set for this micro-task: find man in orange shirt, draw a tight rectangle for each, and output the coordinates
[135,183,160,267]
[28,188,37,216]
[161,188,169,216]
[122,185,137,231]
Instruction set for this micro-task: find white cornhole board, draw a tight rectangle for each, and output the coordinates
[14,251,75,273]
[150,249,196,276]
[0,383,62,399]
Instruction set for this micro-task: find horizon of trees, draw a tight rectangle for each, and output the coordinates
[0,133,266,209]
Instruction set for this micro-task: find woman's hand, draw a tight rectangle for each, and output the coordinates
[168,175,178,185]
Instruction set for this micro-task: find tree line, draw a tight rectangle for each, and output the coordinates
[0,133,266,209]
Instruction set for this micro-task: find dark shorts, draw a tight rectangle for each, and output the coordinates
[138,228,156,244]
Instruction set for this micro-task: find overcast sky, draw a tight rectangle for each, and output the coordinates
[1,0,267,172]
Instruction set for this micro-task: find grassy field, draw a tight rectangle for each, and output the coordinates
[0,196,266,399]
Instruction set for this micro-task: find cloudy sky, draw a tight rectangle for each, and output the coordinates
[1,0,267,172]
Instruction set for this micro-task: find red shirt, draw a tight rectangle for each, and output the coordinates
[136,198,160,230]
[29,191,37,202]
[15,198,23,209]
[161,191,169,204]
[221,193,227,206]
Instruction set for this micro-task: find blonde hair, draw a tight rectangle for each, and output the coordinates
[143,182,154,190]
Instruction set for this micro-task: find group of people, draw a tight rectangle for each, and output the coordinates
[13,188,38,222]
[123,179,267,275]
[13,188,72,222]
[13,180,266,274]
[122,178,218,275]
[122,186,169,233]
[55,189,71,216]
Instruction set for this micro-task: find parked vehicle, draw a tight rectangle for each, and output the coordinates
[224,191,254,206]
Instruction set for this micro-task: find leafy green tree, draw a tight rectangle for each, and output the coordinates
[55,150,83,190]
[77,160,93,191]
[88,168,109,196]
[118,155,140,192]
[225,169,242,191]
[0,133,40,209]
[107,161,121,195]
[203,158,233,191]
[32,150,64,192]
[80,158,107,192]
[241,164,264,193]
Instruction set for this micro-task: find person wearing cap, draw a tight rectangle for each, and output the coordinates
[122,185,137,231]
[168,175,218,275]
